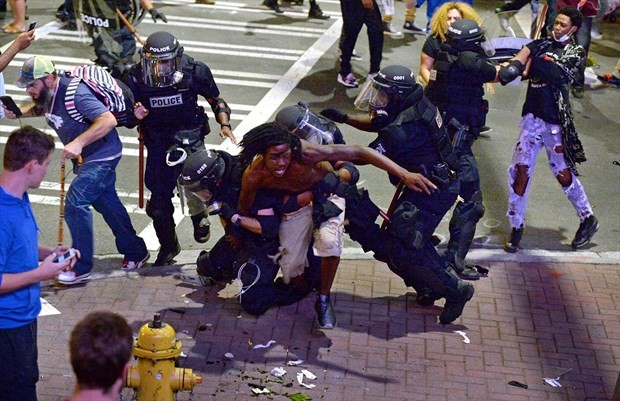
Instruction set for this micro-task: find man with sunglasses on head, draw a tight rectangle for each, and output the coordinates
[4,56,149,285]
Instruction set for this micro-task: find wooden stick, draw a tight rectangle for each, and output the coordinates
[116,8,145,46]
[58,161,66,246]
[138,127,144,208]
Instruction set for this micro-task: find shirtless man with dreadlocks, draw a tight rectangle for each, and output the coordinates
[236,122,435,328]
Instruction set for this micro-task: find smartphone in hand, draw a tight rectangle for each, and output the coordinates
[53,249,77,264]
[28,21,36,31]
[0,96,22,117]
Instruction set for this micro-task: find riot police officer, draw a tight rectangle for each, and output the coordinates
[179,150,307,315]
[77,0,167,77]
[324,65,477,324]
[424,19,522,280]
[124,31,236,266]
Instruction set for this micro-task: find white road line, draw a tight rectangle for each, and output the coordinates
[155,0,341,18]
[230,18,342,148]
[141,19,323,38]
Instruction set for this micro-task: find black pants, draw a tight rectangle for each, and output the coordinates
[339,0,383,75]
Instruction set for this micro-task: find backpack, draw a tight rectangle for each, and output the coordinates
[64,65,136,128]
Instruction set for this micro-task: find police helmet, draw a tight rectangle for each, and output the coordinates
[178,150,226,201]
[366,65,417,110]
[275,102,335,144]
[446,19,486,51]
[141,31,184,87]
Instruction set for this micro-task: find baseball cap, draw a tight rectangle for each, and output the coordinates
[15,56,55,88]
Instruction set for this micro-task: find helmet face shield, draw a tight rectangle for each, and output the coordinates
[293,108,334,144]
[275,102,335,144]
[142,55,180,87]
[178,150,226,201]
[354,80,391,111]
[141,31,183,87]
[193,188,214,204]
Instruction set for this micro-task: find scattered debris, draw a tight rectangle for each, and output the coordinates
[286,393,312,401]
[508,380,528,389]
[198,324,208,331]
[248,383,271,395]
[224,352,234,359]
[180,352,187,358]
[287,359,304,366]
[297,369,317,389]
[543,367,573,388]
[253,339,276,349]
[455,330,470,344]
[544,377,562,387]
[271,367,287,377]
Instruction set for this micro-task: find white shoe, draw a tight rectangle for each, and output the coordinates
[57,271,91,286]
[590,30,602,40]
[337,72,359,88]
[122,252,150,270]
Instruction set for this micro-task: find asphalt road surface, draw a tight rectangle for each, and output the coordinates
[1,0,618,272]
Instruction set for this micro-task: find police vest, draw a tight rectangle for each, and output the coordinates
[425,49,487,128]
[135,56,205,128]
[379,95,459,185]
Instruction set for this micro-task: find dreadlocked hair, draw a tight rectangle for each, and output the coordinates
[239,122,302,165]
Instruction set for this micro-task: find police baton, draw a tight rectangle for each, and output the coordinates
[380,180,405,230]
[116,8,145,46]
[116,8,146,208]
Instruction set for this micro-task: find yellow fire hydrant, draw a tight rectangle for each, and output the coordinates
[125,313,202,401]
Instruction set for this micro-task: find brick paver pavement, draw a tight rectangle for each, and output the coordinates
[35,257,619,401]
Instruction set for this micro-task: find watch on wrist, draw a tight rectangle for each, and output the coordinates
[221,123,232,129]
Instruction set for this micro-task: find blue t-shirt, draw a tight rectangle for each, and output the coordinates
[0,187,41,329]
[46,75,123,163]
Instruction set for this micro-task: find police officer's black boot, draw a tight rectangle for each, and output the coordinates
[504,225,523,253]
[439,267,475,324]
[191,212,210,243]
[147,201,181,266]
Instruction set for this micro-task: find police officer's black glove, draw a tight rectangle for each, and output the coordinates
[149,8,168,23]
[320,108,348,124]
[219,202,237,223]
[314,171,340,197]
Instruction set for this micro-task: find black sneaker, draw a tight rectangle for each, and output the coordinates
[308,5,330,19]
[479,125,493,134]
[314,294,336,329]
[262,0,283,13]
[504,226,523,253]
[403,21,424,34]
[571,215,599,249]
[191,213,211,243]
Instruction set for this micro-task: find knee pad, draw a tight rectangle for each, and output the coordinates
[145,199,174,220]
[388,201,424,251]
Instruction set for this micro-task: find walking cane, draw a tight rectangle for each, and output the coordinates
[116,7,146,208]
[380,180,405,229]
[58,161,66,246]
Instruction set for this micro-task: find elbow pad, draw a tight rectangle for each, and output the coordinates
[213,98,231,118]
[499,60,525,86]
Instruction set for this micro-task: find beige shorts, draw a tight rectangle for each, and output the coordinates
[278,204,313,283]
[312,195,345,258]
